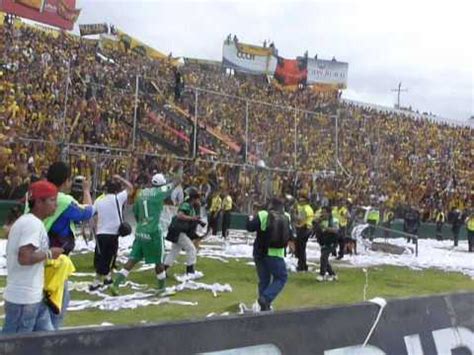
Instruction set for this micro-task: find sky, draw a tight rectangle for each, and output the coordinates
[75,0,473,122]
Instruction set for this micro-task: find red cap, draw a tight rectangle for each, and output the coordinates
[28,181,58,201]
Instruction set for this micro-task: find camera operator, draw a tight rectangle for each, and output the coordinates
[164,190,205,279]
[42,162,95,329]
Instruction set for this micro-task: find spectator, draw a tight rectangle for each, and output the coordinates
[43,161,95,329]
[221,190,233,239]
[164,190,203,278]
[90,174,133,291]
[3,181,63,334]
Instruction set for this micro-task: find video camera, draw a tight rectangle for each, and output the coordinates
[70,175,85,200]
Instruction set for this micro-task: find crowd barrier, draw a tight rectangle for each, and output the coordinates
[0,292,472,354]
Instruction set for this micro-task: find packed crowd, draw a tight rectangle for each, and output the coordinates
[1,19,472,221]
[3,159,474,334]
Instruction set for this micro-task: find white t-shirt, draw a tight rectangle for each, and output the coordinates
[171,185,184,206]
[4,213,49,304]
[94,190,128,235]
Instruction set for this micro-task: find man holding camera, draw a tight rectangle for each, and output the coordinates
[42,162,95,329]
[111,173,173,295]
[163,189,204,279]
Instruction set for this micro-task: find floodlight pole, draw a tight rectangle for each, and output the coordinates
[391,82,408,109]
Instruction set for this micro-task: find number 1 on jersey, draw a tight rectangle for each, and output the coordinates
[143,200,149,219]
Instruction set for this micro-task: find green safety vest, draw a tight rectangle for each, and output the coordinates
[257,210,291,258]
[367,209,380,224]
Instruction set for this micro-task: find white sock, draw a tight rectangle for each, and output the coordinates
[156,271,166,280]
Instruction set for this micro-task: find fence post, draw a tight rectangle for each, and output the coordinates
[335,111,339,174]
[245,101,249,164]
[193,88,199,158]
[61,60,71,161]
[294,109,298,170]
[132,74,140,150]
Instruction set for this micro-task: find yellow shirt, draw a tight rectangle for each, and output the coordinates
[338,206,349,227]
[209,195,222,213]
[467,216,474,232]
[44,255,76,314]
[222,195,233,211]
[296,203,314,228]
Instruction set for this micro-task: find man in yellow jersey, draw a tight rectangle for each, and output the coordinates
[466,210,474,253]
[206,190,222,237]
[336,200,351,259]
[221,190,233,239]
[294,191,314,271]
[435,208,445,241]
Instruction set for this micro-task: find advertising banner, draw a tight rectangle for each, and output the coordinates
[306,58,348,88]
[0,0,80,30]
[115,29,168,60]
[222,39,277,75]
[79,23,108,36]
[274,57,307,86]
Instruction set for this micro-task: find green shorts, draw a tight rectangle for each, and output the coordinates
[129,231,164,264]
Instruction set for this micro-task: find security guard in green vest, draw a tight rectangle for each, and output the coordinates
[314,206,339,282]
[366,207,380,241]
[246,197,294,311]
[435,209,445,241]
[466,211,474,253]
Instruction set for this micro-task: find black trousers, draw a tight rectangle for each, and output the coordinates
[337,226,347,258]
[452,227,461,246]
[436,222,444,240]
[295,227,310,271]
[94,234,119,276]
[320,248,335,276]
[207,211,220,236]
[468,231,474,252]
[367,220,376,241]
[222,211,231,238]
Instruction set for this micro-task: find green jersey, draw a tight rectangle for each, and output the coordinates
[133,185,172,232]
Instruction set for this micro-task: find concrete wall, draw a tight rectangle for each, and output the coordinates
[0,292,472,355]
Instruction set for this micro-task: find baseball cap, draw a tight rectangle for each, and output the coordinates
[151,173,167,187]
[28,181,58,201]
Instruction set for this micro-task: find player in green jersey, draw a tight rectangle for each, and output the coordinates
[110,173,173,296]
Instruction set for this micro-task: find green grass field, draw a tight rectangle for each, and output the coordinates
[60,253,474,327]
[0,252,472,328]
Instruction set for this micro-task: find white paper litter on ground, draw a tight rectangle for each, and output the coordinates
[171,279,232,298]
[174,271,204,282]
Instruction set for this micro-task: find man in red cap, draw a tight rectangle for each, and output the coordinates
[3,181,64,334]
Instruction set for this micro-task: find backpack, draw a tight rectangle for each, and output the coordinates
[267,211,290,248]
